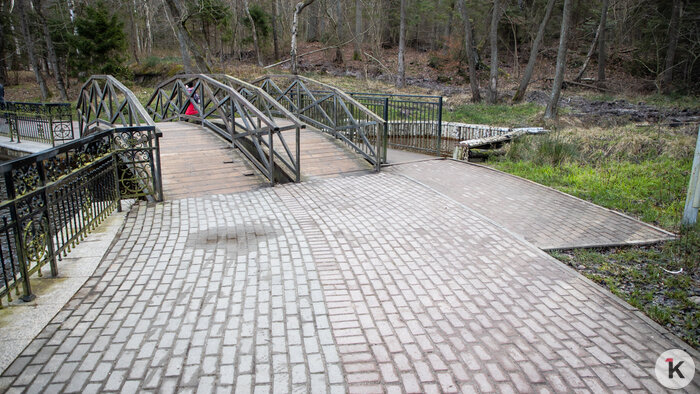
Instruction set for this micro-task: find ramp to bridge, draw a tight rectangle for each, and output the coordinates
[157,122,267,199]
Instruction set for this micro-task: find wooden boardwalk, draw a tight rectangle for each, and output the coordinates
[156,122,373,200]
[157,122,267,200]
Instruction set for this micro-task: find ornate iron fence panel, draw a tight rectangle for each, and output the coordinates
[147,74,302,184]
[77,75,155,136]
[0,126,161,305]
[348,93,445,156]
[0,102,74,146]
[252,75,386,170]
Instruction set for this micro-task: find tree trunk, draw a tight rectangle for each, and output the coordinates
[17,0,51,100]
[574,0,608,82]
[397,0,407,87]
[145,0,153,55]
[488,0,501,104]
[162,0,211,73]
[459,0,481,102]
[34,0,68,100]
[354,0,363,60]
[513,0,555,103]
[661,0,682,93]
[544,0,573,120]
[162,0,194,73]
[597,0,609,83]
[244,0,264,67]
[306,1,319,41]
[0,1,7,85]
[129,0,141,64]
[272,0,280,59]
[292,0,317,74]
[334,0,344,64]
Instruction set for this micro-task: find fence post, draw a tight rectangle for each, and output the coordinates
[436,96,443,156]
[682,126,700,226]
[36,159,58,277]
[383,97,389,163]
[4,172,35,302]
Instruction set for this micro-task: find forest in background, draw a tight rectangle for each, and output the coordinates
[1,0,699,110]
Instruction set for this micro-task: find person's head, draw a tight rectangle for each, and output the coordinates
[186,82,193,88]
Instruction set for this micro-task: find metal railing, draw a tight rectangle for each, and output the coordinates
[252,75,386,171]
[0,126,160,305]
[77,75,163,201]
[0,102,75,146]
[146,74,303,184]
[77,75,155,136]
[348,93,445,156]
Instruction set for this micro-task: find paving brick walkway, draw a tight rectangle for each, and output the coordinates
[0,172,696,393]
[387,160,675,250]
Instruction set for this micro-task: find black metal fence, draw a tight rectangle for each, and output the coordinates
[348,93,445,156]
[0,102,75,146]
[0,126,161,306]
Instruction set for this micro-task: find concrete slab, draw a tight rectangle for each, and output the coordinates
[0,173,695,393]
[387,159,675,250]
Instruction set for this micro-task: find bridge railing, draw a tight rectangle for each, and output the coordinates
[146,74,302,184]
[0,126,160,305]
[0,102,75,146]
[348,93,445,156]
[77,75,163,201]
[251,75,386,171]
[77,75,155,136]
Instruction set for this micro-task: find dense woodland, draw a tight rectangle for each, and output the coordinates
[1,0,698,114]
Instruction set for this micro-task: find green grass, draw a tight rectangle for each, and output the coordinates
[487,123,700,347]
[442,102,543,126]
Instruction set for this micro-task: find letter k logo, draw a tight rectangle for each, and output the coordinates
[666,358,685,379]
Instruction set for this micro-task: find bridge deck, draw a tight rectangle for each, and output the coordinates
[157,122,373,200]
[157,122,267,200]
[275,127,373,181]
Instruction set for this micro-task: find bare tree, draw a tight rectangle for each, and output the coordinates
[17,0,50,100]
[397,0,406,87]
[661,0,682,92]
[488,0,502,103]
[354,0,363,60]
[272,0,280,59]
[574,0,608,83]
[334,0,344,64]
[458,0,481,102]
[292,0,317,74]
[243,0,263,66]
[597,0,609,83]
[162,0,211,73]
[544,0,573,119]
[512,0,556,102]
[33,0,68,100]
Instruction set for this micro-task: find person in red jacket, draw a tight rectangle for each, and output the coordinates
[185,82,199,116]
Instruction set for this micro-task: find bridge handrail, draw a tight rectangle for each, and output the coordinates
[251,74,386,170]
[77,75,156,136]
[0,101,74,146]
[252,74,385,125]
[146,74,301,185]
[211,74,304,129]
[0,125,161,305]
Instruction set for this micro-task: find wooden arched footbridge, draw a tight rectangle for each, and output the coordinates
[76,73,386,200]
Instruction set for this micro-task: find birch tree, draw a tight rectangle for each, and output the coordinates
[292,0,317,74]
[661,0,682,92]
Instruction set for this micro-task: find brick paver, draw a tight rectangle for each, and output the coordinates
[1,171,696,393]
[387,159,675,249]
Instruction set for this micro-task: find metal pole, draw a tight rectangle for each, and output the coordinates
[383,97,389,163]
[436,96,443,156]
[296,126,301,182]
[682,126,700,226]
